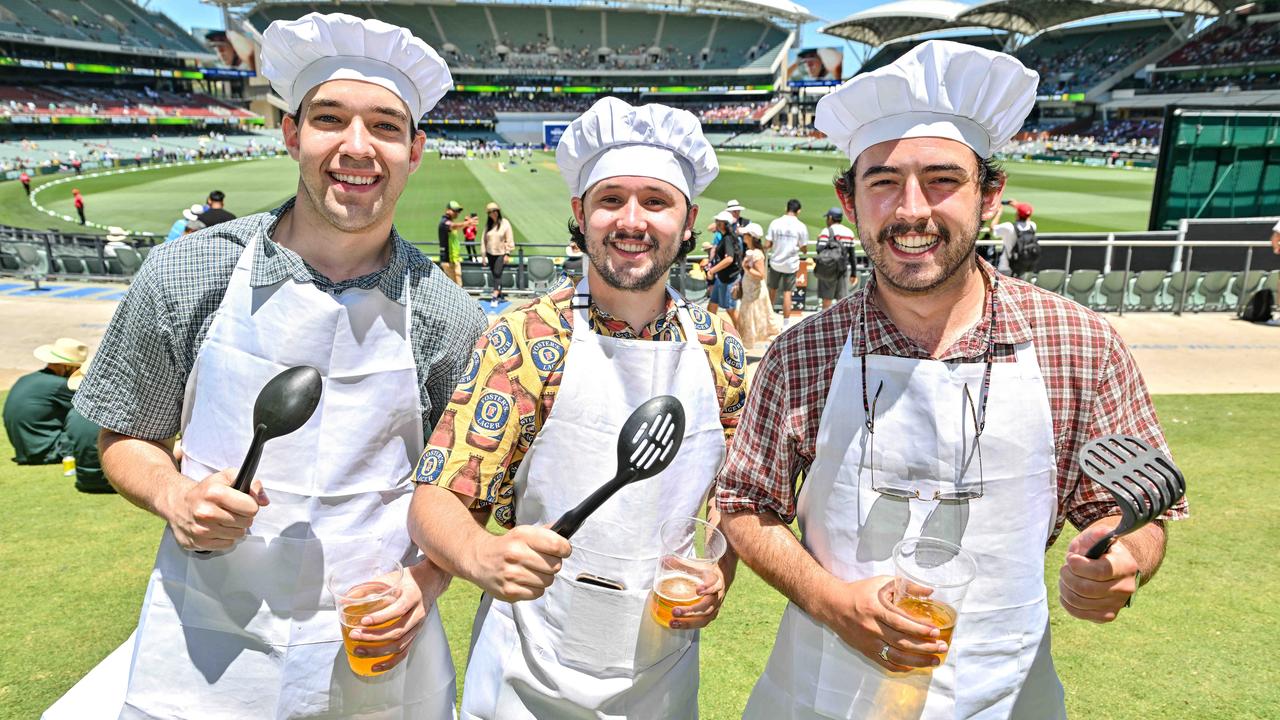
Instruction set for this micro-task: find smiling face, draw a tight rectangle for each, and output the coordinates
[841,136,1003,294]
[572,176,696,291]
[282,79,425,235]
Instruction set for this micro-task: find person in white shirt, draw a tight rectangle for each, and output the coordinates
[1270,218,1280,255]
[766,198,808,323]
[814,207,859,310]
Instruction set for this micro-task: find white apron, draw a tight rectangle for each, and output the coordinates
[44,235,455,720]
[744,329,1067,720]
[460,276,728,720]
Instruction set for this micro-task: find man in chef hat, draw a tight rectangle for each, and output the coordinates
[409,96,746,719]
[717,40,1186,719]
[45,13,485,719]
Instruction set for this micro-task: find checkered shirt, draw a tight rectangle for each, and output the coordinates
[73,199,488,441]
[717,259,1189,547]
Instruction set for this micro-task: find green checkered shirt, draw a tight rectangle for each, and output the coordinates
[74,199,488,442]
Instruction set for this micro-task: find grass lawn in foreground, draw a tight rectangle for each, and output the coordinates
[1,391,1274,719]
[0,151,1156,249]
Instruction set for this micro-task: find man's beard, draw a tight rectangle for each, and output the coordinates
[863,205,981,294]
[585,229,682,292]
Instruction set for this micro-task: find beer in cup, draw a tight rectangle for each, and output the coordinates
[327,555,404,676]
[649,517,726,628]
[891,537,977,665]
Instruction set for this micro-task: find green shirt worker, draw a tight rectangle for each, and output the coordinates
[3,338,86,465]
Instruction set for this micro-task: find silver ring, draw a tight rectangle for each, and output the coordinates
[879,643,891,663]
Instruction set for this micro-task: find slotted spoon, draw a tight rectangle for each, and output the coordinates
[1077,434,1186,559]
[550,395,685,539]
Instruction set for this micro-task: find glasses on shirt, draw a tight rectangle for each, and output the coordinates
[860,272,998,501]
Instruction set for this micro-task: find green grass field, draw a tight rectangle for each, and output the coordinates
[0,150,1155,252]
[1,391,1275,719]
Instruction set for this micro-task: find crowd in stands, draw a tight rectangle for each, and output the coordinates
[1160,20,1280,67]
[0,85,257,121]
[0,0,203,53]
[429,94,772,124]
[0,132,284,174]
[1022,31,1168,95]
[1144,70,1280,94]
[450,38,769,71]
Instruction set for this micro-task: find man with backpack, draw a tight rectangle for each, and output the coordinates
[995,200,1039,275]
[813,207,857,310]
[705,209,743,325]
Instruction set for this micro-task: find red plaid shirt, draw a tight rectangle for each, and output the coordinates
[717,260,1189,547]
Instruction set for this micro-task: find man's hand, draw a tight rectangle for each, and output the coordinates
[345,559,450,673]
[668,563,727,630]
[816,576,947,672]
[1270,231,1280,255]
[1059,523,1141,623]
[469,525,571,602]
[161,468,268,551]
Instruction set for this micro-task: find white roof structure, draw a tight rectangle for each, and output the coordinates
[957,0,1139,36]
[824,0,1231,48]
[821,0,972,46]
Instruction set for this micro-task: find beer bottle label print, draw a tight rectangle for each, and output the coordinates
[530,338,565,385]
[467,367,513,453]
[451,349,483,404]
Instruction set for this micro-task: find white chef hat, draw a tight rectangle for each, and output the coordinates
[815,40,1038,163]
[260,12,452,122]
[556,97,718,200]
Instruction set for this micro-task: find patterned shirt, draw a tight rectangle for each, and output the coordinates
[414,278,749,528]
[73,199,488,442]
[717,259,1189,547]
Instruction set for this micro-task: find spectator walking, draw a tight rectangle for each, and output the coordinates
[166,204,206,242]
[482,202,514,302]
[814,207,858,310]
[437,200,472,285]
[19,170,30,196]
[704,210,742,326]
[766,198,807,324]
[72,188,85,225]
[463,212,480,261]
[735,222,781,347]
[196,190,236,227]
[995,200,1039,275]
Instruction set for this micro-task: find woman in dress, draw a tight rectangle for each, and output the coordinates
[483,202,515,302]
[735,222,781,348]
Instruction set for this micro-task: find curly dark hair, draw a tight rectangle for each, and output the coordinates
[833,152,1005,208]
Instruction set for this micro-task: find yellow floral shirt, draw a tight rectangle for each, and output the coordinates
[413,278,749,528]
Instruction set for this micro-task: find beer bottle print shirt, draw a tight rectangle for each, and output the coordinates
[414,278,749,528]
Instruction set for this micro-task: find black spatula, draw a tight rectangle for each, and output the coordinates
[550,395,685,539]
[1077,434,1186,559]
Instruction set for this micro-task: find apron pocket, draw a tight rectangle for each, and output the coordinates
[953,635,1027,719]
[814,621,932,720]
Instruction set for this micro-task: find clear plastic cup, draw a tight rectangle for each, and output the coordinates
[891,537,977,665]
[327,555,404,676]
[648,517,726,628]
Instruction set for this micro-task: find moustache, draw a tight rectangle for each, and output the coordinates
[606,231,651,245]
[876,220,951,245]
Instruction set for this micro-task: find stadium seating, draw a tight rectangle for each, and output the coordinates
[1019,23,1169,95]
[1034,269,1067,295]
[1164,271,1202,313]
[1065,269,1100,306]
[1132,270,1168,310]
[1196,270,1234,310]
[0,0,204,53]
[248,3,788,72]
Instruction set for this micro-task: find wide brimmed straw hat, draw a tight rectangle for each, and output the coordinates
[35,338,88,366]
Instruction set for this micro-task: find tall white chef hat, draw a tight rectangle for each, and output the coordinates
[815,40,1038,163]
[556,97,719,200]
[260,12,452,122]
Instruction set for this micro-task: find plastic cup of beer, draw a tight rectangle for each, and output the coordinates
[649,517,726,628]
[327,555,404,677]
[891,537,977,666]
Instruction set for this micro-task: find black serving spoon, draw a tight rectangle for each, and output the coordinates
[1078,434,1186,559]
[195,366,323,553]
[550,395,685,539]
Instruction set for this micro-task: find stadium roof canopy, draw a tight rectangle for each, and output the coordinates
[823,0,1231,47]
[820,0,972,46]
